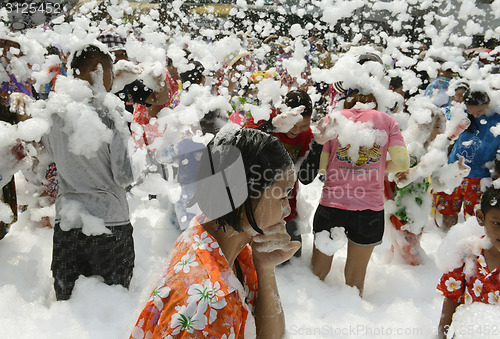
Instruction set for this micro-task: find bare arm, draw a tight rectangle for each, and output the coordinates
[319,151,330,175]
[252,223,300,339]
[254,268,285,339]
[438,298,459,339]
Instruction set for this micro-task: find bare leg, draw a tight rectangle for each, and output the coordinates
[345,241,374,296]
[311,242,334,281]
[441,215,458,231]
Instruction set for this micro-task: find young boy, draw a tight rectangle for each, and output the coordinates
[437,185,500,338]
[41,45,135,300]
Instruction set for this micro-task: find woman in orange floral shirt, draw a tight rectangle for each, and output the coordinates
[130,126,301,338]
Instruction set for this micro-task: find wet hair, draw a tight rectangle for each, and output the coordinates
[455,82,470,92]
[463,89,490,133]
[70,45,112,75]
[463,89,490,106]
[480,185,500,216]
[46,46,60,56]
[284,90,313,117]
[389,76,403,90]
[342,53,384,110]
[180,61,205,89]
[199,109,225,135]
[0,102,17,124]
[358,52,383,65]
[195,127,293,234]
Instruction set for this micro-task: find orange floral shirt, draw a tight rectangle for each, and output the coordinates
[130,220,258,338]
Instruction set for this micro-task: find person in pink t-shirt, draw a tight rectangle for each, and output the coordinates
[311,90,409,296]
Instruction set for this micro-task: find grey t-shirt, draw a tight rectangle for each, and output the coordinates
[42,103,134,229]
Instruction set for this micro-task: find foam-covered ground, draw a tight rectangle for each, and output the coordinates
[3,176,496,339]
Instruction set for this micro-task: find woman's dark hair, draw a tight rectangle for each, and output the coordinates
[480,185,500,216]
[70,45,112,74]
[193,127,293,234]
[180,61,205,89]
[463,89,490,106]
[284,90,313,117]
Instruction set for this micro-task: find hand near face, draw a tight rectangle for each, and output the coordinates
[311,116,336,145]
[272,105,304,133]
[251,222,301,270]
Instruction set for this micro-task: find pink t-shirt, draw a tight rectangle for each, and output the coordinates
[320,109,405,211]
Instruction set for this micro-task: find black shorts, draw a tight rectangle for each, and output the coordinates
[51,223,135,300]
[313,204,384,246]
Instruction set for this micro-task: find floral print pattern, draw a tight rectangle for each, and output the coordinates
[187,280,227,324]
[444,277,462,292]
[174,254,199,274]
[488,291,500,305]
[130,219,258,338]
[437,249,500,306]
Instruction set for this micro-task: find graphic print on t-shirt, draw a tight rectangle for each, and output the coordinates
[336,144,382,167]
[456,133,481,162]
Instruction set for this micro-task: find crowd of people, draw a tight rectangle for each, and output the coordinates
[0,14,499,338]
